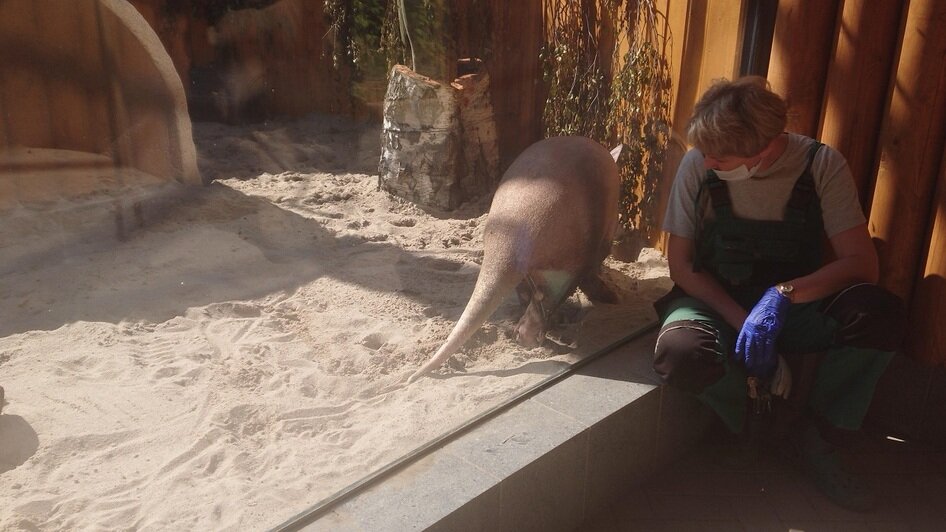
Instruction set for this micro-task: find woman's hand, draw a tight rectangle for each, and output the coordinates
[734,286,791,377]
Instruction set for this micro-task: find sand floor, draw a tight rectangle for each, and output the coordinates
[0,115,670,530]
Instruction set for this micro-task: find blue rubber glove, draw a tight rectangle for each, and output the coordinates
[735,286,791,378]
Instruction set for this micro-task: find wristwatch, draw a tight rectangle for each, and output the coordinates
[775,282,795,302]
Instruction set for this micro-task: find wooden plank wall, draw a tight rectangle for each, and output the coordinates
[870,0,946,366]
[653,0,748,251]
[684,0,946,366]
[648,0,946,366]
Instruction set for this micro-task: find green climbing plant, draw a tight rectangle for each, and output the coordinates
[324,0,449,81]
[542,0,672,241]
[324,0,389,77]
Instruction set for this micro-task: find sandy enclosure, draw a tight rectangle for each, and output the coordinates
[0,115,671,530]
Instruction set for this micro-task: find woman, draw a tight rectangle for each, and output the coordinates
[654,76,904,511]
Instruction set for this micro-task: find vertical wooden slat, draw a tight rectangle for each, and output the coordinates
[818,0,905,211]
[699,0,745,89]
[488,0,544,168]
[652,0,691,252]
[75,0,114,158]
[0,0,55,149]
[659,0,689,126]
[868,0,946,304]
[0,101,8,147]
[767,0,840,136]
[671,0,745,131]
[669,0,705,134]
[33,1,101,154]
[654,0,744,251]
[909,150,946,365]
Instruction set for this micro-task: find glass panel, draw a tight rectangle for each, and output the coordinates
[0,1,675,529]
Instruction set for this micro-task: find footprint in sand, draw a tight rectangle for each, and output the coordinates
[359,332,387,351]
[390,217,416,227]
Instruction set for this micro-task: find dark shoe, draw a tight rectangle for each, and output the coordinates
[792,425,875,512]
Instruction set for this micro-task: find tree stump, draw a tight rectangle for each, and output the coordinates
[452,58,500,202]
[379,63,499,210]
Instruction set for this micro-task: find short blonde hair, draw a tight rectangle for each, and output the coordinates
[687,76,787,157]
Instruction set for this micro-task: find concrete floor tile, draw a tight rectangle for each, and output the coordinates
[579,426,946,532]
[864,474,923,498]
[890,495,946,529]
[335,451,500,532]
[918,368,946,446]
[645,469,766,498]
[731,498,783,530]
[928,452,946,473]
[760,472,821,498]
[700,470,769,497]
[667,440,791,475]
[583,391,660,517]
[426,484,500,532]
[806,496,870,522]
[864,354,928,440]
[576,487,654,532]
[867,490,916,522]
[865,523,915,532]
[782,521,880,532]
[298,508,364,532]
[653,387,715,470]
[531,362,658,428]
[498,432,587,532]
[848,450,936,475]
[574,512,621,532]
[644,469,709,495]
[910,473,946,496]
[441,398,586,479]
[605,487,655,521]
[647,494,737,521]
[767,487,821,523]
[611,519,747,531]
[614,331,665,386]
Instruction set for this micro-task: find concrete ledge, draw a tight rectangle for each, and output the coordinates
[298,330,715,532]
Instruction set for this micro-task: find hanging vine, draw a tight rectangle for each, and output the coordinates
[324,0,448,81]
[323,0,390,78]
[542,0,672,240]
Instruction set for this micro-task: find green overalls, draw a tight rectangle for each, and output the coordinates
[658,142,893,432]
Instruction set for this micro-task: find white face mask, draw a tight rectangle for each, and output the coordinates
[713,159,763,181]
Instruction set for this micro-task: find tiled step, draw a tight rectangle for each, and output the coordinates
[291,329,715,532]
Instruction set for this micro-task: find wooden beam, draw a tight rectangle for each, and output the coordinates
[0,0,55,149]
[33,1,101,155]
[488,0,544,169]
[908,148,946,365]
[767,0,840,136]
[818,0,905,212]
[868,0,946,303]
[671,0,745,132]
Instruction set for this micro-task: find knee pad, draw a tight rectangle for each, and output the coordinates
[654,320,726,393]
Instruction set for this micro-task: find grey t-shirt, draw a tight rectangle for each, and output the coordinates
[662,133,866,239]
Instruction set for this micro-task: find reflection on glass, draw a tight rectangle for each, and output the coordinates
[0,1,669,529]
